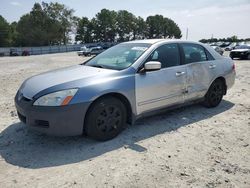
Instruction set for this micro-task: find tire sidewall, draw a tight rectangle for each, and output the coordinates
[204,79,224,108]
[85,97,127,141]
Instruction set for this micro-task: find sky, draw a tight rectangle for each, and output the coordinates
[0,0,250,41]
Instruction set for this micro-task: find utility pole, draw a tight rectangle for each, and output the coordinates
[186,28,189,40]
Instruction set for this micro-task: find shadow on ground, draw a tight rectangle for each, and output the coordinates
[0,100,234,169]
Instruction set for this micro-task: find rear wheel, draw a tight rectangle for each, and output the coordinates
[247,53,250,60]
[85,96,127,141]
[203,79,225,108]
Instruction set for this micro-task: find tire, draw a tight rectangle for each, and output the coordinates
[85,96,127,141]
[203,79,225,108]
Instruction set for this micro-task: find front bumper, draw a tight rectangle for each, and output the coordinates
[15,93,91,136]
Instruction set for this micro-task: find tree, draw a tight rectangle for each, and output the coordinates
[116,10,136,42]
[0,15,11,47]
[75,17,94,43]
[16,3,50,46]
[133,16,147,40]
[14,2,76,46]
[42,2,76,44]
[146,15,182,39]
[9,22,18,46]
[164,18,182,39]
[92,9,117,42]
[146,15,165,38]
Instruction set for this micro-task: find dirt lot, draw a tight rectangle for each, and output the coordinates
[0,52,249,188]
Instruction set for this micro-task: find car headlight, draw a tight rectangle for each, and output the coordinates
[33,89,78,106]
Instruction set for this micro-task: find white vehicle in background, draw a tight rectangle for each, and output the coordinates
[225,43,237,51]
[77,45,90,56]
[77,45,104,56]
[210,45,224,55]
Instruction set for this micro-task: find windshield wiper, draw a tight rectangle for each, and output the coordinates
[89,64,105,69]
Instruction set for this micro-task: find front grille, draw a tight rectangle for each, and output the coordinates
[34,120,49,128]
[18,112,26,123]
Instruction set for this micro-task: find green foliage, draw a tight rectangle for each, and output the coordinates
[92,9,117,42]
[1,4,183,47]
[0,15,11,47]
[199,36,249,43]
[42,2,76,44]
[116,10,136,42]
[76,10,182,44]
[75,17,93,43]
[146,15,182,39]
[133,16,148,40]
[3,2,76,47]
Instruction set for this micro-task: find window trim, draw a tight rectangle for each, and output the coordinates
[179,43,213,65]
[137,43,182,73]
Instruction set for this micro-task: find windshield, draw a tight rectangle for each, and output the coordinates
[235,45,250,49]
[85,43,151,70]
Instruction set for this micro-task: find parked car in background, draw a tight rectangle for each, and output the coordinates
[230,45,250,60]
[9,49,30,56]
[9,49,19,56]
[225,42,237,51]
[77,45,104,56]
[211,45,224,55]
[219,42,231,48]
[89,46,104,56]
[15,39,235,140]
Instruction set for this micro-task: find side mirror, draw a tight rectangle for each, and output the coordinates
[144,61,161,72]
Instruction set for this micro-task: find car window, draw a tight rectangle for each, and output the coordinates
[205,49,215,60]
[182,43,208,64]
[85,43,150,70]
[146,43,180,68]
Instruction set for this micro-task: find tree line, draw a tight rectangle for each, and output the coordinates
[199,36,250,43]
[0,2,182,47]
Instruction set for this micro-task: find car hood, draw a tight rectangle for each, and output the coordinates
[231,49,249,52]
[19,65,117,99]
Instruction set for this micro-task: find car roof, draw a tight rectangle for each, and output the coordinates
[124,39,166,44]
[124,39,204,45]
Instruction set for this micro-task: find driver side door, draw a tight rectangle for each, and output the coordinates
[135,43,187,115]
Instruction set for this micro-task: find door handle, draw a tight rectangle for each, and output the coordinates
[209,64,216,69]
[176,71,186,77]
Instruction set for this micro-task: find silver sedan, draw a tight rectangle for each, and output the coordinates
[15,39,236,140]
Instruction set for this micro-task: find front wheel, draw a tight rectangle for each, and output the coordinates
[85,97,127,141]
[203,79,225,108]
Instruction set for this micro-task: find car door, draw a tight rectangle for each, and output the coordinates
[135,43,187,115]
[180,43,217,101]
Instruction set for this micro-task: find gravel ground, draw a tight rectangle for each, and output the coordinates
[0,52,249,188]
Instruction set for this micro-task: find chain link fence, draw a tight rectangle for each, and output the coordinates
[0,43,115,57]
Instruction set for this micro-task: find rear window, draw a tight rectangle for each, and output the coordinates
[181,43,209,64]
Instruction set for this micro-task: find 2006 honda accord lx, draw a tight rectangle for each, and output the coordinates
[15,39,235,140]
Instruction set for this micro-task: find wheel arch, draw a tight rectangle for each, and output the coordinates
[83,92,133,134]
[212,76,227,95]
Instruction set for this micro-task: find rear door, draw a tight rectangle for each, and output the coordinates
[180,43,217,101]
[135,43,186,115]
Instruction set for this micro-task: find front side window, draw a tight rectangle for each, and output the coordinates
[146,43,180,68]
[182,43,207,64]
[85,43,151,70]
